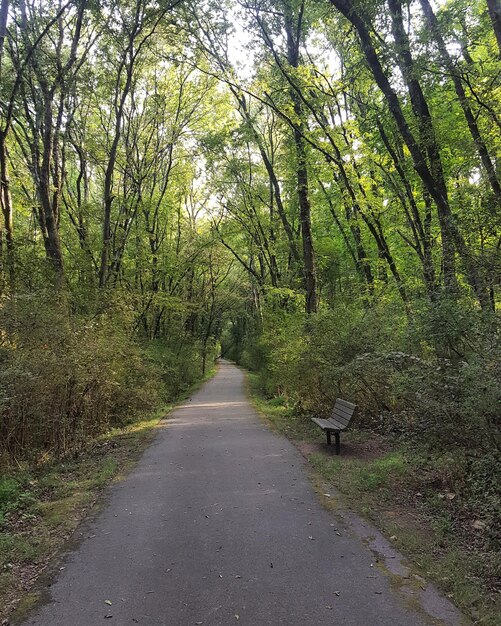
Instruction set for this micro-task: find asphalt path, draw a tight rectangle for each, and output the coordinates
[22,361,463,626]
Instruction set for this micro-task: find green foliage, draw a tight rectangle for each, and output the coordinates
[0,290,162,460]
[244,297,500,453]
[0,477,22,525]
[0,478,19,508]
[309,451,408,494]
[147,336,217,400]
[351,453,408,491]
[0,470,38,530]
[0,0,499,615]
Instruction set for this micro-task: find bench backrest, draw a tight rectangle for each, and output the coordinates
[330,398,357,428]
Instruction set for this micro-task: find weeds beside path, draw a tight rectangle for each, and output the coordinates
[246,372,501,626]
[0,367,215,624]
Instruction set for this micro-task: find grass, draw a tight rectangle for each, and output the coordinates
[247,372,501,626]
[310,450,408,492]
[0,364,216,623]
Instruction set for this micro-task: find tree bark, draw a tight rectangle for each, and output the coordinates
[329,0,491,310]
[0,130,14,285]
[0,0,9,72]
[387,0,456,290]
[420,0,501,205]
[285,6,317,314]
[237,94,301,265]
[487,0,501,56]
[374,117,436,299]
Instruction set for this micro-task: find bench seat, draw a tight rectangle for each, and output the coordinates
[311,399,357,454]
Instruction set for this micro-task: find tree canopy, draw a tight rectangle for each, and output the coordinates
[0,2,500,620]
[0,0,499,458]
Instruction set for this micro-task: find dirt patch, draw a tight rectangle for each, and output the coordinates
[295,433,391,461]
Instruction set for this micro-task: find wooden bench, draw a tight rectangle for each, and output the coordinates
[311,399,357,455]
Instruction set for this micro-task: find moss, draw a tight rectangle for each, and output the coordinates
[10,592,42,623]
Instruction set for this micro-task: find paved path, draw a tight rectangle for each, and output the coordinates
[22,361,462,626]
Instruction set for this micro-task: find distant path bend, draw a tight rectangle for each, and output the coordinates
[23,361,462,626]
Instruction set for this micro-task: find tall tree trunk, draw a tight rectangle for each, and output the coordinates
[99,32,137,287]
[329,0,491,310]
[374,119,436,299]
[318,177,374,291]
[100,131,121,287]
[1,0,14,286]
[38,96,64,274]
[285,7,317,314]
[0,130,14,285]
[420,0,501,205]
[0,0,8,72]
[237,93,301,266]
[387,0,456,290]
[487,0,501,56]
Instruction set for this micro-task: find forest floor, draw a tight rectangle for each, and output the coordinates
[247,374,501,626]
[0,369,214,625]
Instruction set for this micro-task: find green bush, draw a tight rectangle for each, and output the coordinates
[245,298,500,454]
[0,290,161,461]
[146,336,213,400]
[0,477,20,519]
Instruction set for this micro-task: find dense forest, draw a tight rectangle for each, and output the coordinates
[0,0,499,604]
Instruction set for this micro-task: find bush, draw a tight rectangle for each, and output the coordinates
[147,335,215,400]
[0,290,161,461]
[244,298,500,453]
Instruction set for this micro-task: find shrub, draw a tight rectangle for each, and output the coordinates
[245,298,500,453]
[0,290,161,462]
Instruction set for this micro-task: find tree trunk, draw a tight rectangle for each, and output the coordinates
[38,96,64,274]
[420,0,501,205]
[0,0,9,73]
[237,93,301,266]
[318,177,373,291]
[375,119,436,299]
[0,130,14,286]
[285,8,317,314]
[329,0,491,310]
[99,42,136,287]
[387,0,457,290]
[487,0,501,56]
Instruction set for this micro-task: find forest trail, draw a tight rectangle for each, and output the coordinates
[22,361,462,626]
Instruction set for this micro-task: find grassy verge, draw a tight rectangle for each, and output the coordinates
[0,365,216,623]
[247,372,500,626]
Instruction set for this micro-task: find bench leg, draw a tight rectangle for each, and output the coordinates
[326,430,331,445]
[335,432,340,455]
